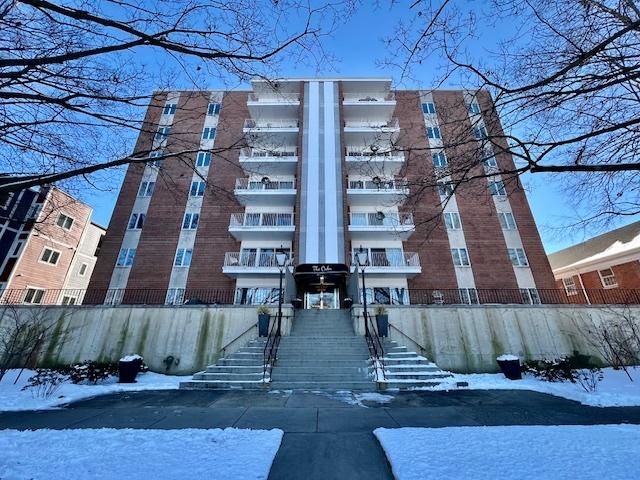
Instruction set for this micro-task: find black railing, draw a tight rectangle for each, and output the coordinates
[362,312,386,382]
[389,323,429,357]
[221,322,258,358]
[262,312,282,382]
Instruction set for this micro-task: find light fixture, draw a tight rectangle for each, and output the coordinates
[355,246,368,267]
[275,250,288,268]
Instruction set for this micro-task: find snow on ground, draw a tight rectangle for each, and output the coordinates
[426,366,640,407]
[375,425,640,480]
[0,369,191,411]
[0,427,283,480]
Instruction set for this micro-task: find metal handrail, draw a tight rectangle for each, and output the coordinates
[349,212,414,227]
[221,322,258,357]
[262,311,282,382]
[388,323,428,357]
[363,312,386,382]
[229,212,294,228]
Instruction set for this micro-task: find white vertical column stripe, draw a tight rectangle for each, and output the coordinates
[305,81,320,263]
[323,81,339,262]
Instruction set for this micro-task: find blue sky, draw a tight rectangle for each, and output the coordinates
[82,2,637,253]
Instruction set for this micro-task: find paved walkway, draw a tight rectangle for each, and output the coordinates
[2,389,640,479]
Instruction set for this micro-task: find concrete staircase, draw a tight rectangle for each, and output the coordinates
[269,309,373,390]
[180,338,267,390]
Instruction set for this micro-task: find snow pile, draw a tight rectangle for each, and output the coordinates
[0,369,190,411]
[375,425,640,480]
[496,354,519,361]
[0,427,283,480]
[413,367,640,407]
[354,392,394,404]
[119,354,143,362]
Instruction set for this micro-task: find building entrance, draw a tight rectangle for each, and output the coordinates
[294,263,349,310]
[304,288,339,309]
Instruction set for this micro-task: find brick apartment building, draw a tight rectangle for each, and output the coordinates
[549,221,640,303]
[0,186,105,305]
[88,77,558,307]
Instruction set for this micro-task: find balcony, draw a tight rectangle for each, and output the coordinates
[228,212,295,241]
[351,251,421,277]
[343,118,400,145]
[223,251,291,277]
[238,148,298,175]
[234,178,297,206]
[346,178,409,206]
[348,212,415,240]
[342,93,396,123]
[247,93,300,120]
[345,148,405,176]
[243,119,299,143]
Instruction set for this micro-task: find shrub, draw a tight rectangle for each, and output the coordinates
[21,369,68,399]
[68,360,118,384]
[523,351,603,392]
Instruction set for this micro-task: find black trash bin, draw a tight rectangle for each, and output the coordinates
[258,313,271,337]
[496,354,522,380]
[119,355,143,383]
[376,314,389,337]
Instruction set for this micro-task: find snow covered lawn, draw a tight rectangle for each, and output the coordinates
[426,366,640,407]
[0,427,282,480]
[0,369,191,411]
[375,425,640,480]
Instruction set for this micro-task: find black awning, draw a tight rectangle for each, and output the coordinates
[294,263,349,276]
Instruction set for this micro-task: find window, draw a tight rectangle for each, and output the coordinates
[40,248,60,265]
[437,181,454,198]
[61,296,77,305]
[155,127,171,140]
[599,268,617,288]
[23,288,45,304]
[138,181,155,197]
[94,235,104,257]
[362,287,409,305]
[469,103,481,114]
[79,263,88,276]
[196,152,211,167]
[11,241,23,257]
[234,287,281,305]
[427,126,441,139]
[163,103,177,115]
[56,213,74,230]
[127,213,145,229]
[174,248,193,267]
[202,127,216,140]
[563,277,578,296]
[27,204,40,219]
[444,212,462,230]
[422,102,436,114]
[116,248,136,267]
[483,156,498,168]
[432,151,448,168]
[1,192,13,209]
[451,248,470,266]
[148,151,163,169]
[498,212,517,230]
[182,212,199,230]
[521,288,541,305]
[508,248,529,267]
[473,126,488,139]
[459,288,479,305]
[489,180,507,196]
[207,103,221,115]
[190,181,206,197]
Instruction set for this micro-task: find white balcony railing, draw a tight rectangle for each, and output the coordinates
[230,212,294,227]
[345,147,401,158]
[243,119,299,129]
[344,118,399,129]
[343,92,395,102]
[240,147,297,158]
[348,178,408,191]
[352,251,420,268]
[248,93,300,103]
[235,178,295,190]
[349,212,413,227]
[224,251,291,268]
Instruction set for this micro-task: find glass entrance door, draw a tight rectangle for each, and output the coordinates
[304,289,339,309]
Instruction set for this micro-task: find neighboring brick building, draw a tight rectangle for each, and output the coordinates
[549,221,640,303]
[88,78,556,307]
[0,186,105,305]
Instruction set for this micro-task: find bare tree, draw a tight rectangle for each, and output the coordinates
[0,0,352,195]
[380,0,640,231]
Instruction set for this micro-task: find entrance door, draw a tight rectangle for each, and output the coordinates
[305,288,339,309]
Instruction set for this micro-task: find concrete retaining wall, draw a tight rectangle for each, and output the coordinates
[352,305,640,373]
[0,305,293,374]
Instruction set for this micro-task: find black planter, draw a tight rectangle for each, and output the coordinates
[258,314,271,337]
[497,358,522,380]
[343,298,353,309]
[376,315,389,337]
[118,358,143,383]
[291,298,302,309]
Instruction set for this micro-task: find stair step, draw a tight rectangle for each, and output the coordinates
[205,366,264,374]
[269,381,375,390]
[193,372,264,381]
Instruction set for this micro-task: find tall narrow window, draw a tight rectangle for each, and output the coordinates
[138,181,155,197]
[451,248,471,266]
[422,102,436,114]
[473,126,488,139]
[207,103,221,115]
[56,213,74,230]
[23,288,45,304]
[562,277,578,295]
[468,103,481,114]
[182,212,199,230]
[508,248,529,267]
[598,268,617,287]
[489,180,507,196]
[155,127,171,140]
[116,248,136,267]
[196,152,211,167]
[444,212,462,230]
[483,156,498,168]
[190,181,206,197]
[427,126,441,139]
[163,103,177,115]
[127,213,145,229]
[437,181,454,198]
[432,151,448,167]
[174,248,193,267]
[202,127,216,140]
[40,248,60,265]
[498,212,517,229]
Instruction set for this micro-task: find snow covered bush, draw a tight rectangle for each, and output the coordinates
[21,369,68,399]
[523,352,603,392]
[575,368,604,393]
[69,361,118,385]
